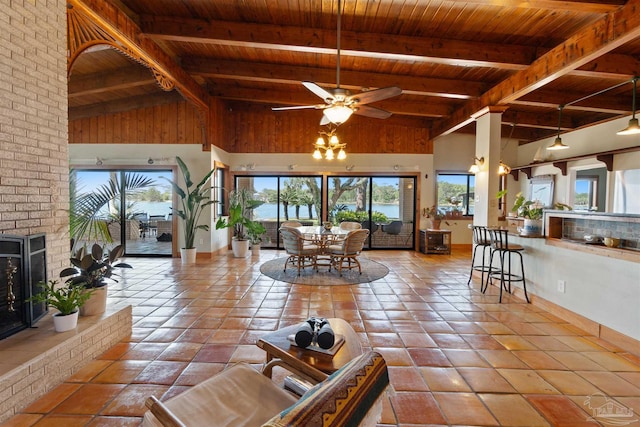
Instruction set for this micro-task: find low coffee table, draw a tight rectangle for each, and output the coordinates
[257,318,363,383]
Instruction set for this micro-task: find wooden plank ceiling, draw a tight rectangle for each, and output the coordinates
[68,0,640,144]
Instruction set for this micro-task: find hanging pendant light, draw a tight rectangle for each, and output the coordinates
[617,77,640,135]
[548,105,569,150]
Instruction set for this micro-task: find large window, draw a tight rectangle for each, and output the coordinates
[436,173,475,215]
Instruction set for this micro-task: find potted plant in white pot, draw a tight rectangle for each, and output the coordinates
[162,156,216,263]
[215,188,265,257]
[28,280,94,332]
[60,243,132,316]
[512,192,544,236]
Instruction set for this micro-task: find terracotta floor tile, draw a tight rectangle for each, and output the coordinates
[407,348,452,367]
[141,328,185,343]
[420,321,455,334]
[476,322,516,335]
[0,414,43,426]
[229,344,267,363]
[546,351,606,371]
[192,344,237,363]
[525,395,595,426]
[497,369,560,394]
[374,347,414,366]
[52,384,126,414]
[493,335,540,351]
[582,351,640,372]
[97,342,135,360]
[537,370,603,396]
[85,416,142,426]
[92,360,149,384]
[66,360,113,383]
[157,342,202,361]
[433,392,497,425]
[418,367,472,392]
[457,367,516,393]
[121,342,170,360]
[398,332,437,348]
[513,350,568,370]
[22,383,83,413]
[28,414,93,426]
[388,366,429,391]
[577,371,640,396]
[174,362,226,386]
[100,384,169,416]
[430,333,471,349]
[477,349,530,369]
[390,392,447,424]
[442,349,490,367]
[555,336,609,352]
[523,335,575,351]
[133,360,188,385]
[461,334,506,350]
[478,393,551,426]
[367,332,404,347]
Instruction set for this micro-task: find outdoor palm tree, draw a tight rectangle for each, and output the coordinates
[69,171,154,252]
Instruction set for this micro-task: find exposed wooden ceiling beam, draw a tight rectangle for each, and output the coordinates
[432,0,640,137]
[141,15,639,80]
[182,57,486,100]
[511,90,631,114]
[453,0,623,13]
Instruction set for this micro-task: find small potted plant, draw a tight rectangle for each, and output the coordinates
[423,205,446,230]
[60,243,132,316]
[512,192,544,236]
[28,280,94,332]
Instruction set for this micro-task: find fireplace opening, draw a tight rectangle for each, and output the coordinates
[0,234,48,340]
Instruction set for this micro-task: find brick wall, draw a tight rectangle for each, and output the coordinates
[0,0,69,275]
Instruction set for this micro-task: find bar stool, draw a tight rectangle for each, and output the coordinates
[486,228,530,303]
[467,226,499,289]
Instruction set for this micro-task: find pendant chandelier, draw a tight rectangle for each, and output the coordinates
[312,127,346,160]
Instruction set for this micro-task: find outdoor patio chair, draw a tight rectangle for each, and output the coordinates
[143,351,389,427]
[327,229,369,276]
[279,226,320,275]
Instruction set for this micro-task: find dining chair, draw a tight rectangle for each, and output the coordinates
[281,220,303,228]
[279,227,319,275]
[339,221,362,231]
[326,229,369,276]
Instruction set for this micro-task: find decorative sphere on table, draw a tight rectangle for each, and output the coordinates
[323,221,333,230]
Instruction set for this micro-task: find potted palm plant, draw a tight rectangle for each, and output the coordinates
[215,188,265,257]
[162,156,216,263]
[60,243,132,316]
[28,280,94,332]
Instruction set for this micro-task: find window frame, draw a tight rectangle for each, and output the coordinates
[435,171,475,217]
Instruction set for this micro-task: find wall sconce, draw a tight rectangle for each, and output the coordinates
[288,164,297,170]
[239,163,256,171]
[95,157,103,166]
[498,161,511,175]
[345,164,355,171]
[548,105,569,150]
[468,156,484,174]
[617,76,640,135]
[312,126,346,160]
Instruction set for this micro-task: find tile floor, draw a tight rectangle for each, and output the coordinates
[3,249,639,427]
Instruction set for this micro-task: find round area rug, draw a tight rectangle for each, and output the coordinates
[260,257,389,285]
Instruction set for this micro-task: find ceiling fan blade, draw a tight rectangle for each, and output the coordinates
[271,104,326,111]
[302,81,335,102]
[354,105,393,119]
[350,86,402,105]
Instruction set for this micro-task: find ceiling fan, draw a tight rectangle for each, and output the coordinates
[271,0,402,125]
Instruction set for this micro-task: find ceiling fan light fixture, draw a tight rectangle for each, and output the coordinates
[323,105,353,125]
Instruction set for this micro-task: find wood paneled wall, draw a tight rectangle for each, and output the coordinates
[222,102,432,154]
[69,101,204,145]
[70,99,433,154]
